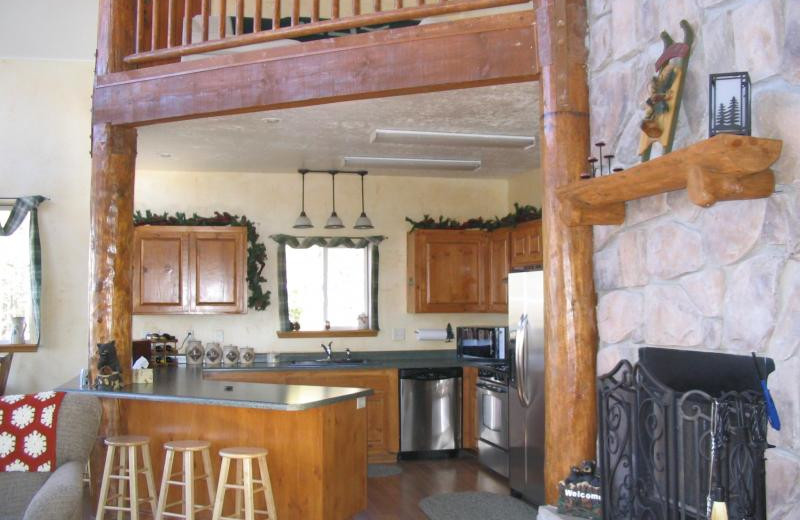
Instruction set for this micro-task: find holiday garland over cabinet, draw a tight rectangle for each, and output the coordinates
[133,211,270,310]
[405,203,541,231]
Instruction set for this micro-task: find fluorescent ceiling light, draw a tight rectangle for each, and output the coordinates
[371,129,535,149]
[342,156,481,171]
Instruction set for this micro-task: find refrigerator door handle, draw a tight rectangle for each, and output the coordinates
[515,314,531,407]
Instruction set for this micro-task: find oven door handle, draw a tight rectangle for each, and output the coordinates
[477,382,507,393]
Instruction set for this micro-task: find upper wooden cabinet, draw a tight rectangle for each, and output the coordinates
[407,230,487,313]
[407,220,541,313]
[487,229,510,313]
[133,226,246,314]
[510,220,543,269]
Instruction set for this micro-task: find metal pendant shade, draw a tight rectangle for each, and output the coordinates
[293,171,314,228]
[324,172,345,229]
[353,172,374,229]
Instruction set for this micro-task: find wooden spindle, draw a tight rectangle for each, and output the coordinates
[254,0,262,32]
[417,0,423,7]
[183,0,192,44]
[236,0,244,35]
[332,0,339,20]
[291,0,299,26]
[201,0,210,41]
[151,0,161,50]
[135,0,144,53]
[394,0,401,10]
[272,0,281,30]
[373,0,381,12]
[353,0,360,16]
[311,0,320,22]
[218,0,226,38]
[167,0,176,47]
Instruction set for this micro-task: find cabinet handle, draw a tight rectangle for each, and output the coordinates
[408,278,414,287]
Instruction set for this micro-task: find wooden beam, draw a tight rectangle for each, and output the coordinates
[536,0,597,505]
[92,11,538,126]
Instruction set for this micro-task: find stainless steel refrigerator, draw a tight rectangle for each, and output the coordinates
[508,268,546,505]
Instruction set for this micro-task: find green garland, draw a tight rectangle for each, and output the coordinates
[406,203,541,231]
[133,210,270,311]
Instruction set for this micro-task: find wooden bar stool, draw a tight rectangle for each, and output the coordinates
[96,435,159,520]
[155,440,217,520]
[211,447,277,520]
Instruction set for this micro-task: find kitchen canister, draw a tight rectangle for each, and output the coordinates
[204,342,222,366]
[222,345,240,366]
[239,346,255,366]
[185,340,204,365]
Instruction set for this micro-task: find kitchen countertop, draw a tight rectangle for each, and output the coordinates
[203,349,507,372]
[59,367,372,411]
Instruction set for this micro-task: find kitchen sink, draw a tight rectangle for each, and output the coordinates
[289,359,369,367]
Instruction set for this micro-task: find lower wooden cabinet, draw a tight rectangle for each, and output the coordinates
[207,369,399,462]
[462,366,478,450]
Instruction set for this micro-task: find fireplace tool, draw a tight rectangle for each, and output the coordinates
[707,399,729,520]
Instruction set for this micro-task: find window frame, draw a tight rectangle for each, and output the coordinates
[0,206,36,350]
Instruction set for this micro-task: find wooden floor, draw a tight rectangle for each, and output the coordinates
[355,454,510,520]
[85,453,509,519]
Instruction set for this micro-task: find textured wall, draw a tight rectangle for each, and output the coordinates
[133,170,511,353]
[0,59,94,394]
[588,0,799,517]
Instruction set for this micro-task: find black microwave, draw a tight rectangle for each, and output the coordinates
[456,326,508,360]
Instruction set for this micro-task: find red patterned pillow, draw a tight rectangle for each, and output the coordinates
[0,391,66,472]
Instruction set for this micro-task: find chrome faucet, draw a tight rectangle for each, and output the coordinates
[321,341,333,360]
[345,348,352,361]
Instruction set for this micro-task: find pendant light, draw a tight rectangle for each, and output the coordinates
[293,170,313,229]
[324,171,344,229]
[353,171,374,229]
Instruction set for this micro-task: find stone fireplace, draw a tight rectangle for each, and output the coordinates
[588,0,799,518]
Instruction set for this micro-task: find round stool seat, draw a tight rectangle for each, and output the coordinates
[219,446,268,459]
[105,435,150,447]
[164,439,211,452]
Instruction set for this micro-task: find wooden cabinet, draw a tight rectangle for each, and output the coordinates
[510,220,543,269]
[487,229,510,313]
[462,366,479,450]
[206,369,400,462]
[133,225,246,314]
[407,230,488,313]
[407,222,540,313]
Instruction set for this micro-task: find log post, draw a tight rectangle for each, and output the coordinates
[536,0,598,504]
[91,0,138,386]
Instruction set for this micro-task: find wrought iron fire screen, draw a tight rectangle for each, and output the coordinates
[598,348,771,520]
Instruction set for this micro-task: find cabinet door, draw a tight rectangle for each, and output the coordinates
[487,229,510,313]
[510,220,543,269]
[189,227,246,314]
[133,228,190,314]
[408,230,487,313]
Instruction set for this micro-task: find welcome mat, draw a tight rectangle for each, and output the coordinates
[367,464,403,478]
[420,491,538,520]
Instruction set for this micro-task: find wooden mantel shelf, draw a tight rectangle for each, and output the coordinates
[556,135,783,226]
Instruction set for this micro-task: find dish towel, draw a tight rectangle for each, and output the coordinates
[0,391,66,472]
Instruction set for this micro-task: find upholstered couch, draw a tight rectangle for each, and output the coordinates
[0,393,101,520]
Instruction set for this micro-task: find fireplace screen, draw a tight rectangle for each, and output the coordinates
[598,348,772,520]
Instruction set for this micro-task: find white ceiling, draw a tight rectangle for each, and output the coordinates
[137,82,540,178]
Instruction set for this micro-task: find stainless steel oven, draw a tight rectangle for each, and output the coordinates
[476,366,509,477]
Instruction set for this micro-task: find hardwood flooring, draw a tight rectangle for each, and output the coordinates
[85,453,509,519]
[355,454,510,520]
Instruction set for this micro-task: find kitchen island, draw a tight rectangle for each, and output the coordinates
[62,368,371,520]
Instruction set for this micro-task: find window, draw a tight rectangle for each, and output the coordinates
[0,208,33,343]
[286,245,370,331]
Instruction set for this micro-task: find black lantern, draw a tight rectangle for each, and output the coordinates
[709,72,751,137]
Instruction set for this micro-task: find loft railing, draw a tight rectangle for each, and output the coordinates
[125,0,530,66]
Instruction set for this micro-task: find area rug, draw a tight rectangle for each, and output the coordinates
[419,491,538,520]
[367,464,403,478]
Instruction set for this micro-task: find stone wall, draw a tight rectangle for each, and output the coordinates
[587,0,799,517]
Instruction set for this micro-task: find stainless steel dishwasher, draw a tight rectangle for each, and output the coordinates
[399,367,462,458]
